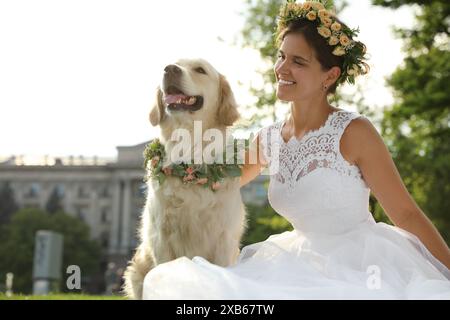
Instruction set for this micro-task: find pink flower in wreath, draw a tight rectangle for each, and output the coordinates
[183,174,194,182]
[212,182,221,190]
[196,178,208,185]
[185,167,195,175]
[162,166,172,175]
[151,156,160,168]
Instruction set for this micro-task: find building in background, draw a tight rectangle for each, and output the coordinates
[0,141,268,280]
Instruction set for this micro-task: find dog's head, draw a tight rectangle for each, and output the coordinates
[149,58,240,131]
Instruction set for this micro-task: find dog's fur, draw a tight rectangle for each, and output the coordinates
[122,59,247,299]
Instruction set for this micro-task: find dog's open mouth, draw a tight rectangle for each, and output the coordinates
[164,86,204,112]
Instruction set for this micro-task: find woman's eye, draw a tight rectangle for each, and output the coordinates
[195,67,207,74]
[294,61,304,65]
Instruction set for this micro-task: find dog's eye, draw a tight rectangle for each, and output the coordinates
[195,67,207,75]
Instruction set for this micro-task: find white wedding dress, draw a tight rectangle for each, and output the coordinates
[142,109,450,300]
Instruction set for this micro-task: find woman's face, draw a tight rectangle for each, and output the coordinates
[274,33,336,102]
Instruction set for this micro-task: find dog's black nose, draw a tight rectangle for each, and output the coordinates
[164,64,181,75]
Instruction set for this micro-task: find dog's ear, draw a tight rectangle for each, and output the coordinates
[149,87,165,126]
[217,74,240,126]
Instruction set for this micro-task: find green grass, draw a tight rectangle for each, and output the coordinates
[0,293,127,300]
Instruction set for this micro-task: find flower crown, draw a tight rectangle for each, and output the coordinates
[276,0,369,86]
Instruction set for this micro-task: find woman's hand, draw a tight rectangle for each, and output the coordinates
[240,132,266,187]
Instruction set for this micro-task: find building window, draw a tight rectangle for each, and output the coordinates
[26,183,40,198]
[76,206,88,222]
[101,186,110,198]
[101,207,109,224]
[77,186,89,199]
[101,232,109,249]
[55,184,65,198]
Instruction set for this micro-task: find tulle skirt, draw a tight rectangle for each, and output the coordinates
[143,220,450,300]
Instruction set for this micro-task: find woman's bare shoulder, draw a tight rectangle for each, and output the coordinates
[340,114,382,165]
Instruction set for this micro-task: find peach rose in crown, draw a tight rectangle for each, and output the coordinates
[332,46,346,56]
[347,64,360,76]
[288,2,303,15]
[340,34,351,47]
[328,36,339,46]
[311,2,325,10]
[331,22,342,32]
[306,11,317,21]
[318,9,332,20]
[321,17,333,28]
[318,26,332,38]
[306,10,317,21]
[302,2,312,10]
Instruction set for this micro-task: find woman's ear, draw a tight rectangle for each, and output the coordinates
[326,66,341,86]
[217,74,240,126]
[149,87,165,126]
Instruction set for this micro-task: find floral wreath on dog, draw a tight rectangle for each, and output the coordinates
[276,0,370,85]
[143,139,247,192]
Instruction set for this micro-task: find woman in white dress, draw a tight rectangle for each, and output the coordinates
[142,1,450,299]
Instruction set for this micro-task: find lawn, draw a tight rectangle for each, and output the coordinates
[0,293,126,300]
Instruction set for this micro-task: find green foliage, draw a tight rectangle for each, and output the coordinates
[373,1,449,51]
[242,203,293,247]
[0,293,125,300]
[0,208,102,294]
[0,181,19,224]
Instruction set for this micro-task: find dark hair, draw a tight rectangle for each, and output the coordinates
[276,17,367,95]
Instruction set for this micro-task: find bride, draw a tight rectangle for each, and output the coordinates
[141,0,450,299]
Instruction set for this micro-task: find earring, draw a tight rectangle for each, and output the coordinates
[322,84,328,91]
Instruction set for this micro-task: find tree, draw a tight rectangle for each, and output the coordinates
[0,181,19,224]
[371,0,450,243]
[242,203,293,247]
[0,208,102,294]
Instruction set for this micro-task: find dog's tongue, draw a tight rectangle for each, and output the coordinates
[164,94,187,104]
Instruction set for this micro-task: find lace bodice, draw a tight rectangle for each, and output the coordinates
[259,110,375,234]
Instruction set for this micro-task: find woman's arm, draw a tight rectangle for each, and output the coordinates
[240,133,266,187]
[342,117,450,270]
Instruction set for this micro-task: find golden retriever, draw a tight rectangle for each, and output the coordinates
[122,58,247,299]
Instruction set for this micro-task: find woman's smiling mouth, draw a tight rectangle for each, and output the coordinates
[278,79,297,86]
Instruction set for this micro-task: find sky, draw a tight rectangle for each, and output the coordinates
[0,0,417,162]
